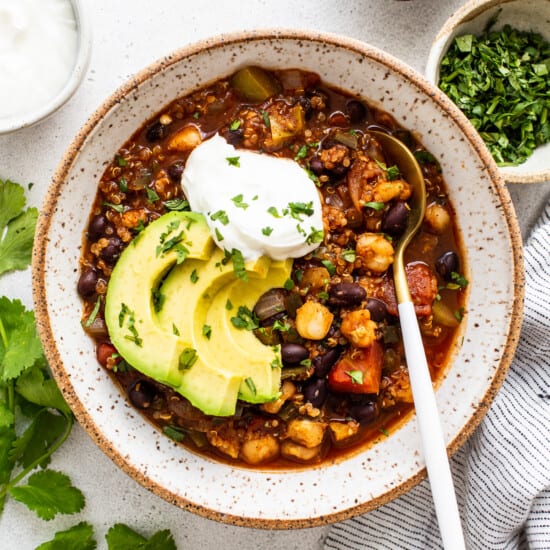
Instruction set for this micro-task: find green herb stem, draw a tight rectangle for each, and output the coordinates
[0,410,74,500]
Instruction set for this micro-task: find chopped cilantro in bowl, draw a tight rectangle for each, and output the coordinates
[425,0,550,183]
[438,23,550,167]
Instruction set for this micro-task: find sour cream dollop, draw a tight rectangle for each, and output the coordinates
[0,0,78,120]
[182,134,324,261]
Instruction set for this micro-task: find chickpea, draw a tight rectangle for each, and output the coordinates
[295,301,334,340]
[424,203,451,234]
[340,309,378,347]
[356,233,394,273]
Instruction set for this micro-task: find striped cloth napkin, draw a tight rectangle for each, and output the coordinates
[325,199,550,550]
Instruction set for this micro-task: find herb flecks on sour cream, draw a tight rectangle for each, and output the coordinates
[181,134,324,261]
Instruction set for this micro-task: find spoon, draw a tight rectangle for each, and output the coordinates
[372,131,466,550]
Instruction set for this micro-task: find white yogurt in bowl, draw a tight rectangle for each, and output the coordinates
[0,0,91,134]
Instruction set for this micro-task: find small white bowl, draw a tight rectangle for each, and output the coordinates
[0,0,92,135]
[425,0,550,184]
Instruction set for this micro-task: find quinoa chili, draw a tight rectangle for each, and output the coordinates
[78,66,467,468]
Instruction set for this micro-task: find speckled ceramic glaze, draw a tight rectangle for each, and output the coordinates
[32,31,524,528]
[425,0,550,184]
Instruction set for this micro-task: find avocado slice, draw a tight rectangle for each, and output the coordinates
[157,248,292,412]
[104,210,292,417]
[104,211,243,416]
[206,260,291,403]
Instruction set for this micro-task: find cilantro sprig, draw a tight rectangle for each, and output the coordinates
[0,179,38,276]
[0,181,177,548]
[439,24,550,166]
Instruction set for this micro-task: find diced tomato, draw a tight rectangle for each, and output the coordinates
[376,261,438,317]
[327,341,384,394]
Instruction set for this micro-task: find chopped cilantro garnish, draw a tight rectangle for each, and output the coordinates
[190,269,199,283]
[145,187,160,202]
[447,271,469,290]
[283,278,295,291]
[231,194,249,209]
[226,156,241,167]
[439,24,550,165]
[262,226,274,236]
[118,178,128,192]
[164,198,190,211]
[116,155,127,167]
[364,201,386,211]
[230,306,259,330]
[244,377,257,395]
[229,119,241,131]
[179,348,198,370]
[347,370,364,384]
[267,206,282,218]
[84,296,101,327]
[102,201,125,213]
[215,227,224,242]
[261,110,270,128]
[163,425,185,442]
[342,249,356,263]
[210,210,229,225]
[321,259,336,275]
[288,201,314,220]
[151,288,165,312]
[294,144,309,160]
[202,324,212,339]
[306,227,324,245]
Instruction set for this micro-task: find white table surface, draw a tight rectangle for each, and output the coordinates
[1,1,549,548]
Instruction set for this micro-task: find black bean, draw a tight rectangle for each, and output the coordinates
[100,237,123,265]
[365,297,389,322]
[167,161,184,182]
[436,251,459,281]
[309,156,324,176]
[145,121,168,142]
[330,163,349,177]
[303,378,328,408]
[281,343,309,365]
[128,380,156,409]
[298,96,312,118]
[328,282,366,307]
[313,347,342,378]
[88,214,111,241]
[77,268,99,298]
[226,127,244,146]
[349,401,378,424]
[345,99,368,123]
[382,201,409,236]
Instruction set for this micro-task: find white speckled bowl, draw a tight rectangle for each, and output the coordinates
[32,30,523,528]
[425,0,550,184]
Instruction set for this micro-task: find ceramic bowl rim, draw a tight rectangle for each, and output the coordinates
[32,28,525,528]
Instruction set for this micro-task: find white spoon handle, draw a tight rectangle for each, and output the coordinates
[398,301,466,550]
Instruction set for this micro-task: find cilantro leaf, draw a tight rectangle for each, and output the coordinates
[35,521,97,550]
[0,298,44,380]
[0,179,38,275]
[16,364,71,415]
[9,410,68,469]
[9,469,85,520]
[106,523,177,550]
